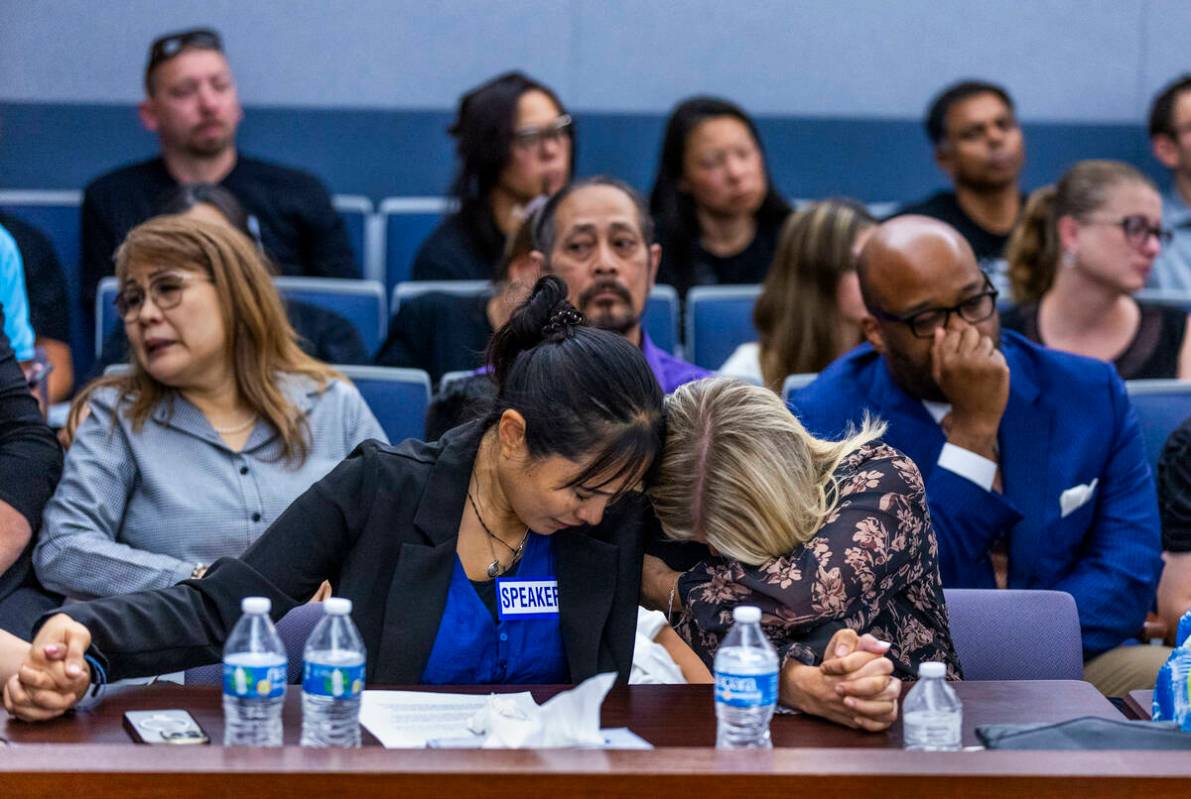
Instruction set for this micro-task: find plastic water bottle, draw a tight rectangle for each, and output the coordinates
[1166,611,1191,730]
[902,661,962,750]
[222,596,287,746]
[301,597,367,747]
[714,605,778,749]
[1153,610,1191,721]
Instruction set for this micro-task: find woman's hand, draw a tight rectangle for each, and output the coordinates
[780,628,901,732]
[640,554,681,613]
[2,614,92,722]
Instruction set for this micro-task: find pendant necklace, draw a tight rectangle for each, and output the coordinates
[467,476,529,578]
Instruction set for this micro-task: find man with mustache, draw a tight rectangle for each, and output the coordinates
[79,28,357,331]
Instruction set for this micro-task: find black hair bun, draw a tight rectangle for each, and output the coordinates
[487,275,586,389]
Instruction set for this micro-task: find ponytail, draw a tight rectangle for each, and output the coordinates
[1006,185,1059,304]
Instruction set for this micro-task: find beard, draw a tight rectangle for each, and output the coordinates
[183,121,234,159]
[577,278,639,337]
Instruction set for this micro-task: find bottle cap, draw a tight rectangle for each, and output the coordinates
[918,661,946,679]
[733,605,761,624]
[324,597,353,616]
[241,596,271,615]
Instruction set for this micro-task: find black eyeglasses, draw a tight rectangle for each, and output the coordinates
[868,275,999,339]
[1083,215,1173,248]
[512,114,573,151]
[115,272,210,321]
[147,28,223,74]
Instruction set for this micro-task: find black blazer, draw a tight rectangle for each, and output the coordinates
[55,421,648,684]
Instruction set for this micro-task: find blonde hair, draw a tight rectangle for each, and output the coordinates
[1006,160,1156,303]
[68,215,342,465]
[754,199,874,392]
[648,378,885,566]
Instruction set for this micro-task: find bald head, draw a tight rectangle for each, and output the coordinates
[857,216,979,311]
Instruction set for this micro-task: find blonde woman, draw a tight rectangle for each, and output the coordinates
[644,378,959,726]
[720,200,875,391]
[34,216,385,599]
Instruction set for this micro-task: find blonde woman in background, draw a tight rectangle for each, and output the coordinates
[720,200,875,391]
[642,378,959,729]
[1002,160,1190,379]
[34,216,385,600]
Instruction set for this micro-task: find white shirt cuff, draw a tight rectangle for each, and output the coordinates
[937,443,998,492]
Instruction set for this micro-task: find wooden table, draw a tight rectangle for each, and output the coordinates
[3,681,1191,798]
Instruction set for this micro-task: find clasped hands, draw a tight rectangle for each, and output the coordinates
[2,613,93,721]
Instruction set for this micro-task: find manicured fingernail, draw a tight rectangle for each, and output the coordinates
[835,644,849,657]
[844,698,855,708]
[44,645,60,655]
[66,663,81,677]
[835,685,845,696]
[876,640,891,650]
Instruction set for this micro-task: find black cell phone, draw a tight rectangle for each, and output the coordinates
[123,709,210,745]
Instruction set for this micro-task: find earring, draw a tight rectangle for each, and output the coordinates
[1061,250,1076,269]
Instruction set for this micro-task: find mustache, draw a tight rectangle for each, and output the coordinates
[577,279,632,308]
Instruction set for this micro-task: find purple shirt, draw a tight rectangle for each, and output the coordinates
[640,332,712,394]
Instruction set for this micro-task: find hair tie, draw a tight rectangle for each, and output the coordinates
[541,307,584,338]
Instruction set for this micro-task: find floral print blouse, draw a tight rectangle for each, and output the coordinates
[676,441,962,680]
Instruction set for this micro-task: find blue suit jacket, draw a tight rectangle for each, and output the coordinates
[791,331,1162,657]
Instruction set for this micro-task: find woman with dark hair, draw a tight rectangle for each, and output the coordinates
[91,183,369,376]
[8,276,667,717]
[649,96,790,296]
[411,72,574,282]
[1002,160,1190,379]
[721,199,875,390]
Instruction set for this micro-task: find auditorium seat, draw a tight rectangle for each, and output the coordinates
[379,197,455,301]
[185,602,324,685]
[338,364,431,444]
[686,285,762,369]
[781,373,819,403]
[943,588,1083,680]
[330,195,375,281]
[97,276,389,357]
[1125,379,1191,468]
[391,281,683,355]
[1136,289,1191,314]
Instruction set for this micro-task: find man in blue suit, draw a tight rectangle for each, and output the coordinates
[792,216,1166,696]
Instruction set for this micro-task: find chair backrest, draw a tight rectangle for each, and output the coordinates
[1125,379,1191,469]
[942,588,1083,680]
[98,277,389,358]
[380,197,455,299]
[1136,289,1191,314]
[331,195,374,281]
[644,284,680,356]
[0,190,92,377]
[391,279,489,315]
[338,364,431,444]
[184,602,326,685]
[781,373,819,403]
[685,285,762,370]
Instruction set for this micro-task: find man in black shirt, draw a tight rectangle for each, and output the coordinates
[0,213,73,402]
[0,305,63,636]
[80,28,357,328]
[893,80,1026,266]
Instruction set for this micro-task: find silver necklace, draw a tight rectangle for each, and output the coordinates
[467,477,529,578]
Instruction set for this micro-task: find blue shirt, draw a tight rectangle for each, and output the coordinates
[1148,188,1191,290]
[420,532,568,685]
[0,223,36,361]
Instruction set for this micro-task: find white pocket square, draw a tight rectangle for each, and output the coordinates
[1060,479,1098,518]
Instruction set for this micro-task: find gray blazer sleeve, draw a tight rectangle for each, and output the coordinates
[33,391,193,597]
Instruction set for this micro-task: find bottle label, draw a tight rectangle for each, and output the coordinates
[715,670,778,708]
[223,662,286,699]
[303,661,365,699]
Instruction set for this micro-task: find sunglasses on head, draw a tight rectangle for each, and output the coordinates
[146,28,223,74]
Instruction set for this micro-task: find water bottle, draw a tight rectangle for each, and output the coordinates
[902,661,962,750]
[301,597,367,747]
[222,596,287,747]
[714,605,778,749]
[1154,610,1191,722]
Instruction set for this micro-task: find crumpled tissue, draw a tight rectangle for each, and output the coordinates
[466,672,616,748]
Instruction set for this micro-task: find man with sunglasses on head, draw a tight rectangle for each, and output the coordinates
[791,216,1165,697]
[79,28,357,331]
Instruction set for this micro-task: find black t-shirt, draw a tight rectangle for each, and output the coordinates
[1159,418,1191,552]
[373,290,494,384]
[411,210,504,282]
[657,214,785,297]
[892,191,1020,262]
[80,155,358,323]
[0,212,70,343]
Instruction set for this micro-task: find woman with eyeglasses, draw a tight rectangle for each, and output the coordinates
[1002,160,1190,379]
[411,72,574,282]
[649,97,791,298]
[33,215,385,600]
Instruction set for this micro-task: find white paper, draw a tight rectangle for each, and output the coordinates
[359,690,534,748]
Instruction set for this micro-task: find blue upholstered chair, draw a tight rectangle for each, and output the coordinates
[943,588,1083,680]
[1125,379,1191,468]
[337,364,431,445]
[685,285,762,370]
[185,602,325,685]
